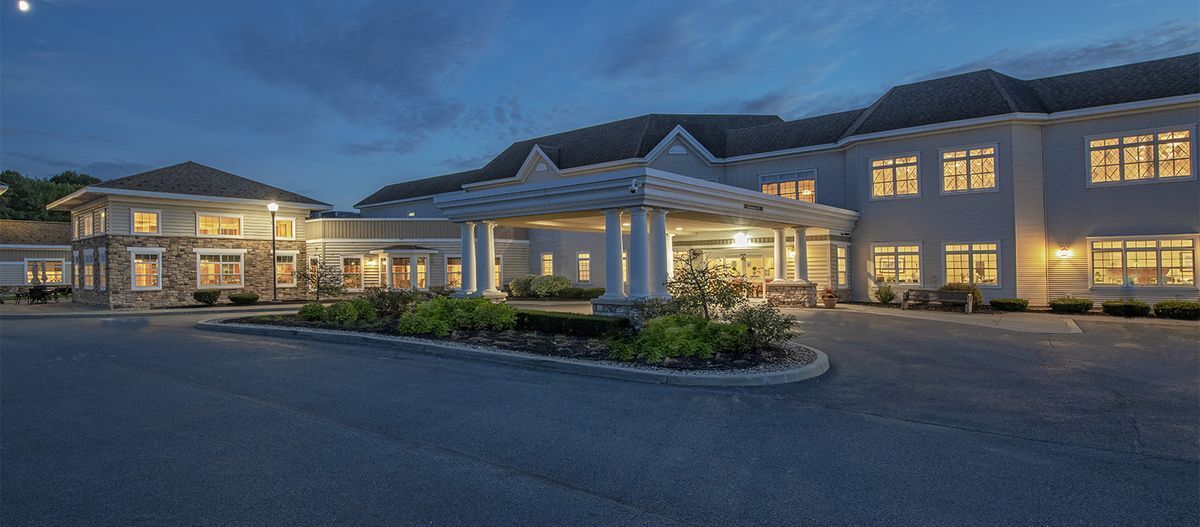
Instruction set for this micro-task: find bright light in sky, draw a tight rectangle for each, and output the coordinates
[17,0,30,13]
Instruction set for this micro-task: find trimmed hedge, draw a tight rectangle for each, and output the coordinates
[1153,300,1200,320]
[581,287,605,299]
[1101,300,1151,317]
[193,290,221,306]
[1049,296,1094,313]
[228,292,260,305]
[515,310,630,338]
[298,302,326,321]
[989,298,1029,312]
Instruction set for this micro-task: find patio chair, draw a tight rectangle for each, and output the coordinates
[27,287,50,304]
[12,288,29,305]
[51,286,72,302]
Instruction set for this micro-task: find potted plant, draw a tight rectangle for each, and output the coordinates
[819,287,838,309]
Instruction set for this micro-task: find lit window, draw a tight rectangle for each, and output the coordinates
[198,252,243,288]
[577,253,591,282]
[446,257,462,288]
[132,210,160,234]
[77,212,94,238]
[494,256,502,289]
[276,254,296,287]
[944,243,998,287]
[942,147,996,193]
[274,218,295,239]
[1091,239,1195,287]
[391,257,410,287]
[873,244,920,285]
[835,246,848,289]
[417,256,428,289]
[541,254,554,276]
[97,208,107,234]
[25,259,65,285]
[760,172,816,203]
[198,214,242,237]
[1089,130,1192,184]
[871,156,919,198]
[81,250,95,289]
[130,250,162,290]
[98,248,106,291]
[343,257,363,290]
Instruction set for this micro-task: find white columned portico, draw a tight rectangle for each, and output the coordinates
[792,226,809,283]
[600,210,626,301]
[627,207,650,299]
[648,208,669,298]
[475,221,500,297]
[453,222,476,297]
[666,233,675,279]
[772,228,787,281]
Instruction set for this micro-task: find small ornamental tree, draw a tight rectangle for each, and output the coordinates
[296,261,346,301]
[666,249,754,320]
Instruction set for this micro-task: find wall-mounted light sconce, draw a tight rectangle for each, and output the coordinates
[732,232,749,247]
[1056,246,1073,258]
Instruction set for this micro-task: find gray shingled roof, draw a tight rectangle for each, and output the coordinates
[0,220,71,245]
[358,53,1199,206]
[95,161,329,206]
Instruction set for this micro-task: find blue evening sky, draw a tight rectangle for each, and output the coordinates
[2,0,1197,209]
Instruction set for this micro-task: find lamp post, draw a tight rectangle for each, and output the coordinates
[267,201,279,302]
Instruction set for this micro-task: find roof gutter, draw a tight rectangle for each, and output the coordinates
[48,187,332,211]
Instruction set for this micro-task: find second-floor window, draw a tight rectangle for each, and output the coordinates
[942,147,996,193]
[871,155,919,198]
[274,218,295,239]
[760,172,816,203]
[198,214,242,237]
[1089,129,1192,185]
[132,210,160,234]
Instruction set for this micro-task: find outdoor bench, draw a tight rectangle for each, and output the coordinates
[901,289,973,313]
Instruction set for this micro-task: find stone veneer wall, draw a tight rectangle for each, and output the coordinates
[72,236,110,306]
[764,282,817,307]
[75,235,307,309]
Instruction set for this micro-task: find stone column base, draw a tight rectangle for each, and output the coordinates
[765,282,817,307]
[592,297,648,325]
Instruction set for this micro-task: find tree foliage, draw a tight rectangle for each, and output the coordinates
[665,249,754,320]
[0,170,100,221]
[296,261,347,301]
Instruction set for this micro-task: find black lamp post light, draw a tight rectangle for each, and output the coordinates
[268,201,279,302]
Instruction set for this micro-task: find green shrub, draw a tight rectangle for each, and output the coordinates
[874,282,896,304]
[989,298,1029,312]
[508,275,536,298]
[515,310,630,338]
[1101,300,1151,317]
[193,290,221,306]
[636,315,717,363]
[363,288,430,318]
[1153,300,1200,320]
[530,275,571,297]
[228,292,260,305]
[1049,296,1094,313]
[396,312,451,337]
[581,287,606,299]
[457,300,517,331]
[729,303,796,349]
[558,287,585,300]
[298,302,327,321]
[324,298,378,325]
[939,282,983,306]
[709,322,750,355]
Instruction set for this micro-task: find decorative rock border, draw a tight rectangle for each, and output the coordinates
[196,317,830,386]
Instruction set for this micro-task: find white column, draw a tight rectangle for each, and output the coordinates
[649,208,669,298]
[772,228,787,281]
[792,226,809,283]
[628,207,650,299]
[600,210,626,300]
[454,222,476,297]
[475,221,499,296]
[409,256,419,289]
[666,234,675,279]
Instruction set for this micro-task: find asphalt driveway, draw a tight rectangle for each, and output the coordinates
[1,311,1197,525]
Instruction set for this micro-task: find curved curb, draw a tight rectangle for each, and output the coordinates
[2,305,303,320]
[195,317,829,387]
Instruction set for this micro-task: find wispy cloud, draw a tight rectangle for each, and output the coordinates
[439,151,496,171]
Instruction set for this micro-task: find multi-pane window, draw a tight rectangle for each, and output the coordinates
[1089,130,1192,184]
[198,253,243,287]
[391,257,410,287]
[577,253,591,282]
[494,256,502,288]
[873,245,920,285]
[81,250,95,289]
[835,246,848,288]
[942,147,996,192]
[98,248,106,291]
[274,218,295,239]
[446,257,462,289]
[131,251,161,290]
[343,257,363,290]
[198,214,242,237]
[132,210,160,234]
[760,172,816,203]
[1091,239,1195,286]
[871,155,919,198]
[275,254,296,287]
[76,212,94,239]
[25,259,65,285]
[944,243,999,286]
[416,257,428,289]
[541,254,554,275]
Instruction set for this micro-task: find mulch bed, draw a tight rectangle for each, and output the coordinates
[229,314,813,371]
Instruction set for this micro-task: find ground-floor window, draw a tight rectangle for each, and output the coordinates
[130,249,163,291]
[25,259,66,285]
[275,254,296,287]
[446,256,462,288]
[494,256,502,288]
[577,253,591,282]
[541,253,554,276]
[873,244,920,285]
[416,256,428,289]
[82,250,95,289]
[835,245,848,288]
[944,242,998,287]
[343,257,363,290]
[198,252,243,288]
[1091,238,1195,286]
[391,257,410,287]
